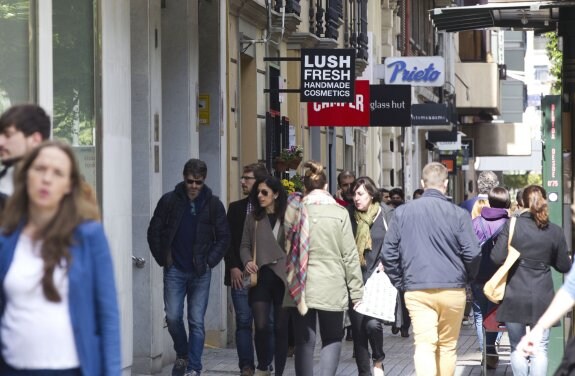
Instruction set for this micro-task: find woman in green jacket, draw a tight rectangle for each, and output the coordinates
[285,160,364,376]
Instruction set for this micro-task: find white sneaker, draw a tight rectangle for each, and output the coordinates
[373,365,385,376]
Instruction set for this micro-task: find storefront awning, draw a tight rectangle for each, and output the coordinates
[430,1,575,33]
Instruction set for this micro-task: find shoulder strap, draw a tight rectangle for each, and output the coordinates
[381,210,388,231]
[508,217,516,248]
[477,217,490,241]
[252,220,258,263]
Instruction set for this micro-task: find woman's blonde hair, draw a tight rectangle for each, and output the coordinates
[1,140,99,302]
[471,199,489,219]
[303,160,327,192]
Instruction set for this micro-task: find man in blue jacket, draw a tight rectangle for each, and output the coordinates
[381,162,481,376]
[148,159,231,376]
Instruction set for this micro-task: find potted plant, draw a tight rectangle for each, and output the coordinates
[277,145,303,170]
[281,174,304,194]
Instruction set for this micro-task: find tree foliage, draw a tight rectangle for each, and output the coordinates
[545,32,562,95]
[502,172,542,190]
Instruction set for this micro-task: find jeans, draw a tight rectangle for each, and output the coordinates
[349,307,385,376]
[164,265,211,373]
[470,283,499,353]
[231,286,255,371]
[405,288,466,376]
[506,322,550,376]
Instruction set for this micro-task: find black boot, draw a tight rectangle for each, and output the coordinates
[345,326,353,341]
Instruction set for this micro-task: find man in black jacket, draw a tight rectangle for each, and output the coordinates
[225,162,268,376]
[381,162,480,376]
[147,159,230,376]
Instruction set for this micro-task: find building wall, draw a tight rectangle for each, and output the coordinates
[100,0,134,373]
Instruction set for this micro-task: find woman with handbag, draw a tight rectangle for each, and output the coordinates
[490,185,571,375]
[284,161,363,376]
[348,176,394,376]
[241,176,289,376]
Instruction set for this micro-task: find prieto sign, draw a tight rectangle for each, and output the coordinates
[383,56,445,87]
[300,49,356,102]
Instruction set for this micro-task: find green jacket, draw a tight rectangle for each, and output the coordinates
[304,203,364,311]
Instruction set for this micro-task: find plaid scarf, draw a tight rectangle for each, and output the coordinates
[285,190,337,315]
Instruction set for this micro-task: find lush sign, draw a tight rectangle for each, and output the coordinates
[384,56,445,87]
[300,49,356,102]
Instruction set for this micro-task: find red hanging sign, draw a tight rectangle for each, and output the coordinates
[307,80,370,127]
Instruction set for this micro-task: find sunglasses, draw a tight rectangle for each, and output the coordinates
[240,176,256,181]
[186,179,204,186]
[257,189,270,197]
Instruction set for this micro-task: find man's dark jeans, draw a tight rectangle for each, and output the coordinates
[164,265,211,373]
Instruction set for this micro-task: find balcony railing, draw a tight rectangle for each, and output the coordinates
[305,0,367,61]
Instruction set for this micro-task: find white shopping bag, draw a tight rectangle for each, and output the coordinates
[354,269,397,322]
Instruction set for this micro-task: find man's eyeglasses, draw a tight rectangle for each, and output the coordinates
[240,176,256,181]
[257,189,270,197]
[186,179,204,186]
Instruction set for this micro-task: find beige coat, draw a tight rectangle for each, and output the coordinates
[304,203,363,311]
[240,214,287,284]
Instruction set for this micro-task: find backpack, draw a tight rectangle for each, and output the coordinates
[475,217,506,283]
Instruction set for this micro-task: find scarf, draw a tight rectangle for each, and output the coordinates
[285,189,336,315]
[354,202,380,266]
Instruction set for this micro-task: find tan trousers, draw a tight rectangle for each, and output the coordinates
[404,288,466,376]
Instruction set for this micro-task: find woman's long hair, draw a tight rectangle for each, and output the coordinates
[522,185,549,229]
[1,141,98,302]
[249,176,287,222]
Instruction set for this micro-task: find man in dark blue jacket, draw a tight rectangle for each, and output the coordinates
[148,159,231,376]
[381,162,480,376]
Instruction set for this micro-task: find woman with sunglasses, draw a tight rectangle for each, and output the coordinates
[241,176,289,376]
[285,161,363,376]
[0,141,120,375]
[348,176,394,376]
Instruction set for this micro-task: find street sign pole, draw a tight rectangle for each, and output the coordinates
[541,95,563,373]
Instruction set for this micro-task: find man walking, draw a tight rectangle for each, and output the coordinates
[381,162,481,376]
[225,163,269,376]
[148,159,231,376]
[0,104,51,195]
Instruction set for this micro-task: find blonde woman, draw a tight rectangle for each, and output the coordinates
[285,161,363,376]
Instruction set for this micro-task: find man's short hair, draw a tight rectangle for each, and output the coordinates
[243,163,269,181]
[477,171,499,194]
[422,162,448,189]
[183,159,207,178]
[337,170,355,187]
[389,187,405,200]
[0,104,50,140]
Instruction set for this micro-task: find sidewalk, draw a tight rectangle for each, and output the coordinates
[149,323,512,375]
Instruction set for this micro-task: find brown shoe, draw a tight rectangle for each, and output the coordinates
[240,367,254,376]
[485,355,499,369]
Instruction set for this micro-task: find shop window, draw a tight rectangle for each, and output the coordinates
[0,0,35,111]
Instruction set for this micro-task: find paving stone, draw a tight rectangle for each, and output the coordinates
[138,325,513,375]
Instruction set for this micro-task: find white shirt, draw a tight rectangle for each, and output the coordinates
[0,166,14,195]
[1,234,80,369]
